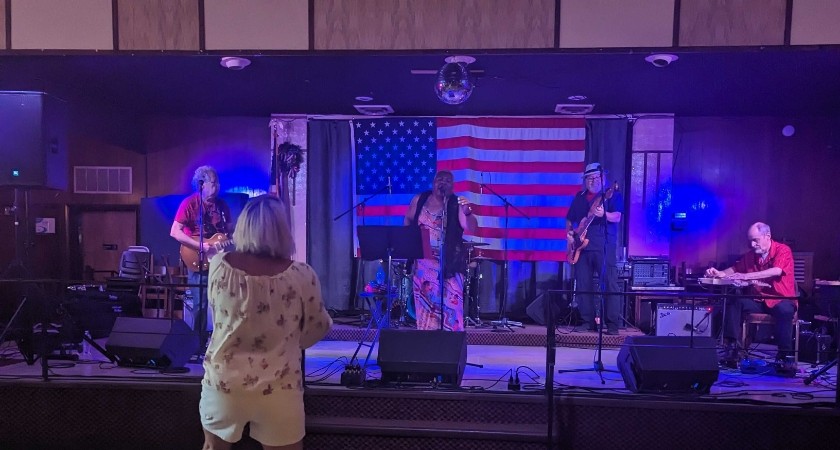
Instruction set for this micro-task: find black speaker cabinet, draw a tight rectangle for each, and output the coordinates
[105,317,198,369]
[378,329,467,386]
[617,336,719,394]
[0,92,68,189]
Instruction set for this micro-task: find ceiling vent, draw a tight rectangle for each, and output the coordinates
[554,103,594,115]
[354,104,394,116]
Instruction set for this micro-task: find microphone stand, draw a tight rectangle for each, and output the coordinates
[558,186,619,384]
[333,182,391,317]
[439,193,448,330]
[196,181,207,352]
[333,184,390,222]
[480,183,530,332]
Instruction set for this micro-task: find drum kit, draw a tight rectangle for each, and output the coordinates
[376,240,492,328]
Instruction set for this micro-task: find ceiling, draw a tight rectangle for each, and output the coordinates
[0,47,839,118]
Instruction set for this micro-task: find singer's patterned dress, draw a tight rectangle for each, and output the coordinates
[412,207,465,331]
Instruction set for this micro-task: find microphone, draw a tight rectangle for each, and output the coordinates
[387,176,392,194]
[480,172,484,195]
[198,179,204,189]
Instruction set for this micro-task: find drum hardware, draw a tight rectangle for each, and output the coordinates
[462,241,490,328]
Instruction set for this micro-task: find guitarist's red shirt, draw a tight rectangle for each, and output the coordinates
[175,193,232,238]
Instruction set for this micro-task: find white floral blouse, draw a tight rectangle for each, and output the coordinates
[202,254,332,395]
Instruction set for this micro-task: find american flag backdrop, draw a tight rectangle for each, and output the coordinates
[352,117,586,262]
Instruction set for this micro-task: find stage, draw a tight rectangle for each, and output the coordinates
[0,322,839,449]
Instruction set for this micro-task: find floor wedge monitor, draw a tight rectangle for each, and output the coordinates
[378,329,467,386]
[617,336,719,394]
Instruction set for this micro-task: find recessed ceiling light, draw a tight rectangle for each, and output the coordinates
[568,95,587,101]
[355,96,374,102]
[219,56,251,70]
[644,54,678,68]
[444,55,476,65]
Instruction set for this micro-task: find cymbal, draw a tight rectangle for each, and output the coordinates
[462,242,490,247]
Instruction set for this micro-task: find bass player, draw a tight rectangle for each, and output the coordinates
[170,165,232,336]
[565,162,624,335]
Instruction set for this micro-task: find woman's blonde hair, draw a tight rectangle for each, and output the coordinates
[232,195,295,259]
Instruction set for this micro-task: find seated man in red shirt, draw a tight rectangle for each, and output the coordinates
[705,222,797,367]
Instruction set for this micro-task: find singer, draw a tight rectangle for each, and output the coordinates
[170,165,232,336]
[404,170,478,331]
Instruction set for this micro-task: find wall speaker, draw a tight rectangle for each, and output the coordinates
[0,92,67,189]
[617,336,719,394]
[378,329,467,386]
[105,317,198,369]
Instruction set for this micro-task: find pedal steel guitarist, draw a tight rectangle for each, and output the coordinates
[170,165,232,335]
[704,222,796,367]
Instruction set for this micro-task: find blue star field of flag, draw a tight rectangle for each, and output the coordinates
[355,118,437,195]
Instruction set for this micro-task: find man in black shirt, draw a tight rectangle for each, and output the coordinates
[565,163,624,334]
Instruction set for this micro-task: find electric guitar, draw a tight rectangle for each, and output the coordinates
[568,182,618,265]
[180,233,234,271]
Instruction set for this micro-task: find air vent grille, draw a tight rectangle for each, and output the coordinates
[354,104,394,116]
[554,104,595,115]
[74,166,132,194]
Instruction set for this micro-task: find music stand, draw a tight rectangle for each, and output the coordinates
[341,225,425,385]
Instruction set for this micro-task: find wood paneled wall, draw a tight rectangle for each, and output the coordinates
[1,0,7,49]
[671,117,840,279]
[314,0,555,49]
[791,0,840,45]
[117,0,199,50]
[679,0,787,46]
[2,0,840,51]
[559,0,674,48]
[204,0,309,50]
[10,0,113,50]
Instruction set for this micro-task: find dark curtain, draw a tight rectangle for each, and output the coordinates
[586,119,629,250]
[307,120,354,310]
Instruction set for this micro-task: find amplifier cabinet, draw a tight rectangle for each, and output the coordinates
[655,304,713,337]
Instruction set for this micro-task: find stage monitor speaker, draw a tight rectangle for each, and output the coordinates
[0,91,68,189]
[105,317,198,369]
[617,336,719,394]
[526,293,559,326]
[378,329,467,386]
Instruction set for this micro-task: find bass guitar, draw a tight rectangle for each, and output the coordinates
[180,233,234,271]
[568,182,618,265]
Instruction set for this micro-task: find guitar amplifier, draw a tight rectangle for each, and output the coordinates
[655,304,713,337]
[630,257,670,287]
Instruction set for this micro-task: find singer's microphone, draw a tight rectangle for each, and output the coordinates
[480,172,484,195]
[387,176,392,194]
[198,180,205,187]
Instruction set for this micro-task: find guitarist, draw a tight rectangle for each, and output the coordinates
[170,165,231,336]
[565,162,624,335]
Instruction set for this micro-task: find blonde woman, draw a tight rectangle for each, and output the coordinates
[200,195,332,450]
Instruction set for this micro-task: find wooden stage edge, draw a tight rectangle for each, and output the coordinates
[1,330,839,449]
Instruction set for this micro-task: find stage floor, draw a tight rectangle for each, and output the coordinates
[0,327,836,407]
